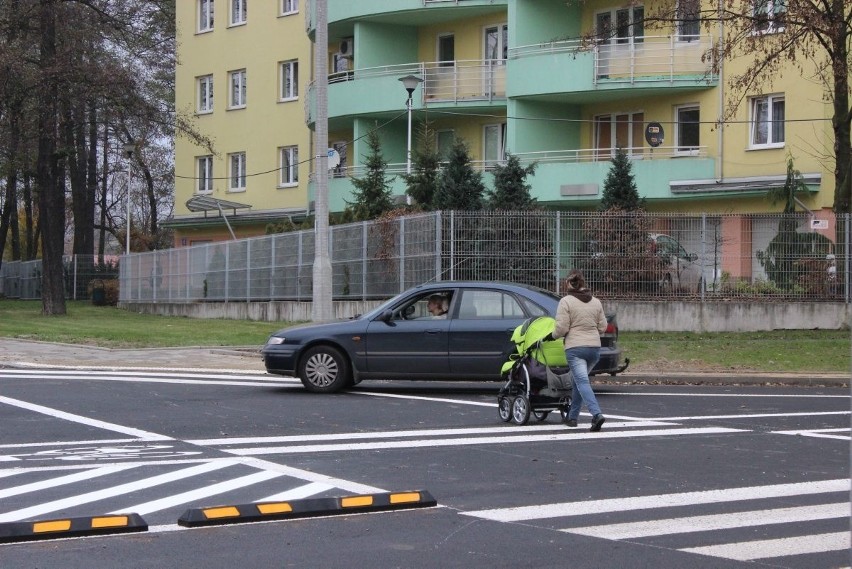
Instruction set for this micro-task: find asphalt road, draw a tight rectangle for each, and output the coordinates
[0,362,849,569]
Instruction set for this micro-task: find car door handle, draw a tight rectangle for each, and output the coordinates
[425,329,442,334]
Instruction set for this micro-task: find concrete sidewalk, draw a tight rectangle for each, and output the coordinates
[0,338,848,387]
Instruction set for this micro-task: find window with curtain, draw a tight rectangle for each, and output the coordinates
[280,61,298,100]
[675,105,700,153]
[229,152,246,191]
[229,69,246,108]
[230,0,246,25]
[197,75,213,113]
[196,156,213,193]
[280,146,299,185]
[750,95,785,147]
[198,0,214,32]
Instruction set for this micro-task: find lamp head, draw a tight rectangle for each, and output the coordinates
[398,74,423,97]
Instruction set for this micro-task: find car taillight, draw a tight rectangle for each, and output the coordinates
[605,322,617,335]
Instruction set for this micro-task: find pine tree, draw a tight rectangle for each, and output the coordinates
[599,147,644,211]
[401,121,441,210]
[487,153,538,210]
[433,138,484,210]
[347,128,394,221]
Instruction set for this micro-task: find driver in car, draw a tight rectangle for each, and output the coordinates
[427,294,449,319]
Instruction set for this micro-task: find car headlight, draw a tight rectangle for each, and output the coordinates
[266,337,286,345]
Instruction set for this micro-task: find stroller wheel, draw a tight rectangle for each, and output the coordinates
[497,396,513,422]
[533,410,550,422]
[511,395,531,425]
[559,404,570,423]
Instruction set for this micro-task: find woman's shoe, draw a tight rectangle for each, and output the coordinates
[565,419,578,428]
[590,414,606,432]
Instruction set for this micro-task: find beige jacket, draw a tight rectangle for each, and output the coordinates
[552,292,607,349]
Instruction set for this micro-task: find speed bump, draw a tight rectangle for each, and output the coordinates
[177,490,437,527]
[0,513,148,543]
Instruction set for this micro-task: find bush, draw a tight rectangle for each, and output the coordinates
[88,279,120,306]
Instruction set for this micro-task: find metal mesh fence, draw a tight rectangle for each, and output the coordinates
[2,211,848,303]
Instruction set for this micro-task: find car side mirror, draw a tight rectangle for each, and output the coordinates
[379,309,393,323]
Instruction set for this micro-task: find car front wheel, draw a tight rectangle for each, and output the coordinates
[298,346,352,393]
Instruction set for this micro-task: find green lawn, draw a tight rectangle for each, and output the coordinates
[0,300,849,373]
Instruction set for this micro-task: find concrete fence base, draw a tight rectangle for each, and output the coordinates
[120,300,851,332]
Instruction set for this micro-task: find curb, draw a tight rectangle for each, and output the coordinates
[595,372,849,388]
[0,513,147,543]
[178,490,437,528]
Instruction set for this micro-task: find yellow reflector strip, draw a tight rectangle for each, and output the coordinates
[202,507,241,519]
[389,492,420,504]
[33,520,72,533]
[257,503,293,515]
[91,516,128,529]
[341,496,373,508]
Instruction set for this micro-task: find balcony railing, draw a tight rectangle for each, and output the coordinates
[328,59,507,103]
[513,145,708,164]
[510,34,717,85]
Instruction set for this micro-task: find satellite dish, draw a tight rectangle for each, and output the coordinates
[327,148,341,170]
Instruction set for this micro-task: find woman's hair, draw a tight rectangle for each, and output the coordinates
[566,269,586,290]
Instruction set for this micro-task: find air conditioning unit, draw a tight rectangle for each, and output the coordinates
[339,37,354,58]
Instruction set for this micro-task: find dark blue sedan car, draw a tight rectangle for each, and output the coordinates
[262,281,627,393]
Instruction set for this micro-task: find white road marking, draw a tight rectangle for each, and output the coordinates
[606,391,849,398]
[462,479,851,522]
[352,391,496,407]
[0,369,276,381]
[772,428,851,441]
[0,461,232,523]
[0,438,164,450]
[648,411,850,421]
[680,532,851,561]
[256,481,334,502]
[189,421,675,446]
[0,373,295,388]
[0,395,171,440]
[3,365,271,376]
[111,470,285,515]
[564,502,850,539]
[223,427,745,455]
[237,457,384,494]
[0,465,137,499]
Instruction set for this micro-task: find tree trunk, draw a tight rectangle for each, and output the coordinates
[36,0,66,315]
[830,0,851,214]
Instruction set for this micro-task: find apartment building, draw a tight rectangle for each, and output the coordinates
[171,0,837,247]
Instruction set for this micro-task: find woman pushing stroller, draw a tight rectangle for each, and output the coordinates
[549,269,608,432]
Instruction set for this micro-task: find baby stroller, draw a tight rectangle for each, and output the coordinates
[497,316,574,425]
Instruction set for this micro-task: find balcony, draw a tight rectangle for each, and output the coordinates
[306,59,507,125]
[508,35,717,99]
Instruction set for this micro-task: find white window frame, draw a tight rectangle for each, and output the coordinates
[228,152,246,191]
[593,112,645,158]
[483,123,506,166]
[197,75,214,114]
[279,146,299,186]
[596,6,644,46]
[230,0,246,26]
[279,60,298,101]
[676,0,700,42]
[281,0,298,16]
[674,104,700,155]
[749,94,785,149]
[198,0,214,33]
[752,0,786,34]
[229,69,246,109]
[196,156,213,193]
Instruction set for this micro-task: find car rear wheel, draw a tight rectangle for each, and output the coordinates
[298,346,351,393]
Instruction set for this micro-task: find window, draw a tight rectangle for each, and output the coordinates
[457,290,524,319]
[331,141,347,178]
[279,60,298,100]
[230,0,246,26]
[750,95,784,147]
[229,69,246,108]
[675,105,700,154]
[436,130,455,159]
[597,6,644,46]
[438,34,455,67]
[594,112,645,158]
[197,75,213,113]
[484,24,508,62]
[196,156,213,193]
[229,152,246,191]
[676,0,700,41]
[753,0,786,33]
[279,146,298,186]
[281,0,298,15]
[198,0,214,32]
[484,123,506,166]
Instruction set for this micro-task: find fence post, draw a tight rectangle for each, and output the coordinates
[398,216,405,293]
[270,234,275,300]
[246,239,251,303]
[362,222,368,300]
[701,213,706,302]
[73,255,77,300]
[846,214,850,304]
[435,211,442,282]
[449,210,455,280]
[224,243,230,302]
[554,211,561,294]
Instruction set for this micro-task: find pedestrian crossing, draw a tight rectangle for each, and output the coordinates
[463,478,852,565]
[0,457,384,527]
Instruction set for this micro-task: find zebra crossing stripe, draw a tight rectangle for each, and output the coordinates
[563,502,850,539]
[462,479,850,522]
[679,531,851,561]
[0,465,137,500]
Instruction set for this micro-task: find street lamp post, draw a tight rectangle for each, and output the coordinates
[399,74,423,176]
[122,142,136,254]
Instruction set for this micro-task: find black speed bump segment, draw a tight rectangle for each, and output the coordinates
[0,513,148,543]
[177,490,437,527]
